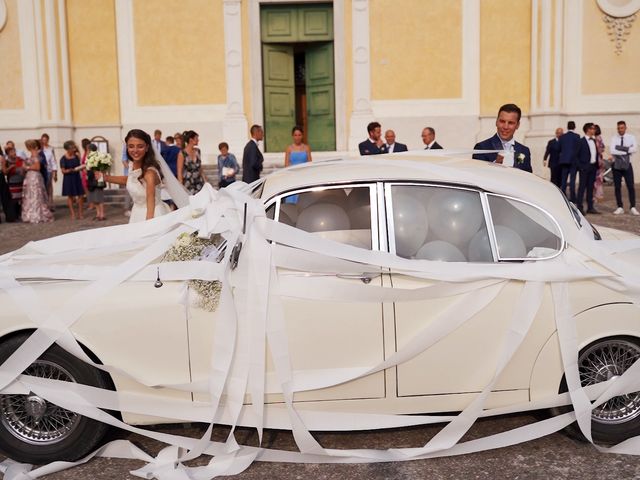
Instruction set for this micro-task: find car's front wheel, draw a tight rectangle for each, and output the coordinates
[0,334,111,464]
[554,336,640,444]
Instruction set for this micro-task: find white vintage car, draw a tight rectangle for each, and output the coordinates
[1,155,639,465]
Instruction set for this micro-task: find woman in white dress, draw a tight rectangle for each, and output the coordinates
[104,129,170,223]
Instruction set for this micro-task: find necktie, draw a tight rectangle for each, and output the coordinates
[621,136,624,147]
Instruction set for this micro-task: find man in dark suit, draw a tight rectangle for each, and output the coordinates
[358,122,387,155]
[242,125,264,183]
[576,123,600,215]
[160,143,180,178]
[558,121,581,202]
[422,127,443,150]
[384,130,408,153]
[472,103,532,172]
[544,127,563,187]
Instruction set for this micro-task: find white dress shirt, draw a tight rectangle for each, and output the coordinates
[610,133,638,157]
[586,137,597,164]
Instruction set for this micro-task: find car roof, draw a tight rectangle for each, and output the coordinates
[261,154,575,228]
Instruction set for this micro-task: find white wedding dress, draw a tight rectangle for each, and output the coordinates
[127,167,171,223]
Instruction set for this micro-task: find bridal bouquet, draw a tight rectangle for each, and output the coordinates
[86,151,113,186]
[163,232,223,312]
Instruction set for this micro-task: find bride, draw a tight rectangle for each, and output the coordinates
[104,129,171,223]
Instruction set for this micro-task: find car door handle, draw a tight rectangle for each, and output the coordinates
[336,273,380,284]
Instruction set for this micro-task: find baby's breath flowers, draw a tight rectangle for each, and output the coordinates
[164,232,223,311]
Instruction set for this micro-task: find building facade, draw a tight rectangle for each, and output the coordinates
[0,0,639,178]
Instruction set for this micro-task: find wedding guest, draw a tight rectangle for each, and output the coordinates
[161,140,180,178]
[60,140,85,219]
[242,125,264,183]
[422,127,443,150]
[543,127,563,187]
[86,144,106,221]
[35,139,49,200]
[5,140,27,160]
[40,133,58,210]
[610,120,638,215]
[0,147,16,222]
[576,123,599,215]
[173,132,184,149]
[358,122,387,155]
[177,130,207,194]
[285,126,313,166]
[559,121,581,202]
[121,141,132,218]
[217,142,239,188]
[473,103,532,172]
[152,129,166,154]
[80,138,91,195]
[594,124,606,202]
[5,146,24,218]
[165,135,175,146]
[384,130,408,153]
[21,140,53,223]
[103,129,171,223]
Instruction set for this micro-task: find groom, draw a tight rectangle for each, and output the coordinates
[473,103,532,172]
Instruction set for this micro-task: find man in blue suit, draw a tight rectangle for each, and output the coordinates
[558,121,581,202]
[472,103,532,172]
[544,127,563,187]
[576,123,600,215]
[358,122,388,155]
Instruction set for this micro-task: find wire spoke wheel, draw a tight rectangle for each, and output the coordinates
[0,360,81,445]
[578,339,640,425]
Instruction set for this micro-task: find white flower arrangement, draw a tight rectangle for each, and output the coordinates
[163,232,223,312]
[86,151,113,172]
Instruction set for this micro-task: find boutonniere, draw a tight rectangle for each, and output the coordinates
[516,153,526,164]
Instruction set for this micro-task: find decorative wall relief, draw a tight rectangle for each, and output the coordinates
[0,0,7,33]
[597,0,640,54]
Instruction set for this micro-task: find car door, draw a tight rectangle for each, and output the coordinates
[386,183,564,407]
[188,183,386,404]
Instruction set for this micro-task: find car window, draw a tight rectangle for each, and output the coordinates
[276,186,373,249]
[487,194,563,260]
[389,185,492,262]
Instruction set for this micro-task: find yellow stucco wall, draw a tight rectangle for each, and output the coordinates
[582,1,640,95]
[133,0,226,106]
[67,0,120,125]
[480,0,531,115]
[370,0,462,100]
[0,0,24,110]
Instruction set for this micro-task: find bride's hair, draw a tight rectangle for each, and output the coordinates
[124,129,164,183]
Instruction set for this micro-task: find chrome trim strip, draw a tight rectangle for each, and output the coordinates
[480,192,499,262]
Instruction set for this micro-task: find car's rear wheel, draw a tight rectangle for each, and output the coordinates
[553,336,640,444]
[0,334,111,464]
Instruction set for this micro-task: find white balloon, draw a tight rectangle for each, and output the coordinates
[416,240,466,262]
[296,203,350,232]
[494,225,527,258]
[427,190,483,247]
[489,198,553,248]
[347,187,371,210]
[279,203,299,224]
[348,204,371,230]
[468,229,493,262]
[393,193,428,258]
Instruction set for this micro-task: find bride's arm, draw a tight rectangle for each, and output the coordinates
[104,173,127,186]
[144,169,159,220]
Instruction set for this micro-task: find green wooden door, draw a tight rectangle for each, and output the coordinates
[306,42,336,151]
[263,44,295,153]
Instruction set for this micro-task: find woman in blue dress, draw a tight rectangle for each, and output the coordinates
[60,140,85,219]
[284,126,312,204]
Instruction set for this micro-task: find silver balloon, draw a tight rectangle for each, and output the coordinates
[416,240,466,262]
[392,193,429,257]
[489,197,553,248]
[348,204,371,229]
[468,229,493,262]
[494,225,527,258]
[296,202,350,233]
[427,190,483,247]
[297,189,348,210]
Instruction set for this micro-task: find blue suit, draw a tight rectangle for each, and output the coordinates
[544,137,562,187]
[472,134,532,172]
[558,130,580,202]
[358,139,387,155]
[160,144,180,178]
[576,136,598,212]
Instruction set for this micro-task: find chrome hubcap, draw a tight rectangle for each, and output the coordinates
[0,360,81,445]
[579,339,640,425]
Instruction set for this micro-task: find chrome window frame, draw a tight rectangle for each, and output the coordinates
[264,183,380,251]
[485,192,566,262]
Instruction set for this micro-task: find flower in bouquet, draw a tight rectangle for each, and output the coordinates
[86,151,113,172]
[163,232,223,312]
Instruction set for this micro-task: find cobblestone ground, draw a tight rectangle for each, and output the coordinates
[1,183,640,479]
